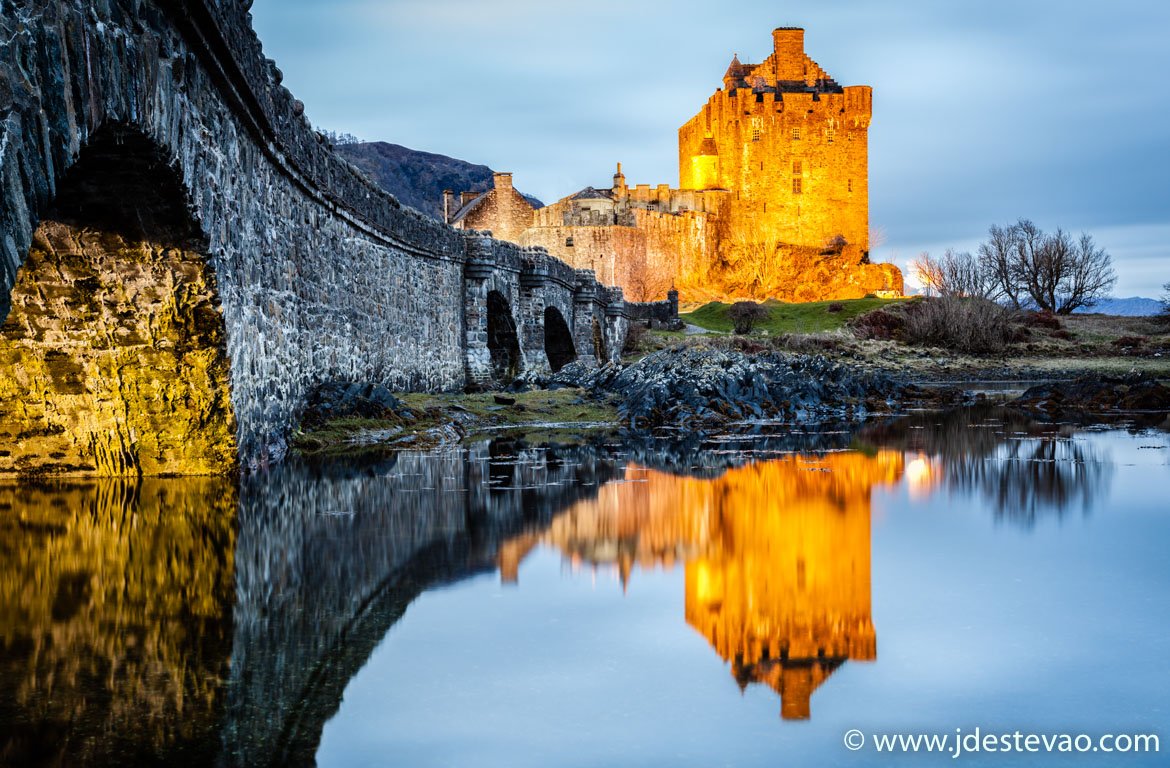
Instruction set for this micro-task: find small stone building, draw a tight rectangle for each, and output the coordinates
[443,172,535,244]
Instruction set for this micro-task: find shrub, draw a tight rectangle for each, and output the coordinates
[826,302,845,314]
[901,296,1015,354]
[849,307,906,341]
[771,332,843,354]
[1022,310,1063,331]
[622,320,647,355]
[730,336,768,354]
[1110,336,1147,355]
[728,301,770,334]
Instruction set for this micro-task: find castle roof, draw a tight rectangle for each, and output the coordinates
[450,191,490,224]
[723,54,748,80]
[568,186,614,201]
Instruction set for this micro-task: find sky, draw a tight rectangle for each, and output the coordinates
[249,0,1170,297]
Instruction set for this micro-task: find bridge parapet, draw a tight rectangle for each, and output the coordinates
[0,0,629,474]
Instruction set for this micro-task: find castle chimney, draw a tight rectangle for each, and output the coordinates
[493,172,513,190]
[461,191,478,206]
[442,189,456,222]
[612,162,627,194]
[772,27,806,83]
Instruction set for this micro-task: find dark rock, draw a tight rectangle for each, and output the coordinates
[301,382,404,428]
[493,395,516,406]
[598,347,900,429]
[1012,375,1170,413]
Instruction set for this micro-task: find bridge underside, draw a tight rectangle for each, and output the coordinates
[0,128,237,477]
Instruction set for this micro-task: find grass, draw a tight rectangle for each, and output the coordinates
[293,388,620,456]
[682,297,903,335]
[397,389,618,425]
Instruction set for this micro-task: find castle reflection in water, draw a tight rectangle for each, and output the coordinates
[0,407,1121,765]
[500,452,905,719]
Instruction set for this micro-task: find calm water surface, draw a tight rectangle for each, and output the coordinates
[1,408,1167,767]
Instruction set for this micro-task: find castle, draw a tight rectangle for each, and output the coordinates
[445,27,903,302]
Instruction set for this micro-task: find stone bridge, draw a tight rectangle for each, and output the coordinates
[0,0,629,477]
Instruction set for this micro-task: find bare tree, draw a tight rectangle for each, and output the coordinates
[911,249,993,298]
[722,225,783,298]
[1053,233,1116,313]
[974,219,1116,315]
[978,222,1025,308]
[625,252,671,302]
[1159,282,1170,321]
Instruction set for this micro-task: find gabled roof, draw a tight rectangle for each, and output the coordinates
[450,191,490,224]
[568,186,614,201]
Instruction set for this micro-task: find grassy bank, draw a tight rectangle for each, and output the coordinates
[293,388,620,456]
[682,297,902,334]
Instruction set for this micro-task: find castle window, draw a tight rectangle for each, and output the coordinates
[848,179,853,192]
[792,178,802,194]
[791,127,801,140]
[826,127,836,143]
[792,160,802,175]
[566,237,574,247]
[752,129,761,142]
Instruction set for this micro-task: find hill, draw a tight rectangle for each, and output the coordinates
[334,141,542,220]
[1072,297,1163,317]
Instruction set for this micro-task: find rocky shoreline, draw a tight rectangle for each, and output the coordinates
[296,346,1170,455]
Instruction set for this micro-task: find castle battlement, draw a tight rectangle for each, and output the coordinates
[446,25,902,303]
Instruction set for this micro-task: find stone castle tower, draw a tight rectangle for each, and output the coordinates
[447,27,902,303]
[679,27,872,258]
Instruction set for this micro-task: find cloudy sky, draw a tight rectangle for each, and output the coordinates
[250,0,1169,296]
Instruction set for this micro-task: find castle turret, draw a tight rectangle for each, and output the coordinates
[612,162,627,195]
[723,54,745,90]
[691,134,720,190]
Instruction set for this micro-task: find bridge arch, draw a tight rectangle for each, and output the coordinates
[486,290,522,384]
[543,307,577,372]
[0,125,237,476]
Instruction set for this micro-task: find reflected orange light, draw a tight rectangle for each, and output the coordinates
[905,455,937,500]
[500,450,905,719]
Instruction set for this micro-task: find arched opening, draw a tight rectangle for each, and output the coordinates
[592,317,609,364]
[0,125,237,477]
[543,307,577,372]
[486,290,521,384]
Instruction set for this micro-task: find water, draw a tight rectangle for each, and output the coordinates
[1,408,1167,767]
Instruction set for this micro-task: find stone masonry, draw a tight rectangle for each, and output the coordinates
[0,0,628,476]
[446,28,904,303]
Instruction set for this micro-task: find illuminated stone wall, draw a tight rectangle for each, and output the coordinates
[676,29,902,300]
[0,130,237,477]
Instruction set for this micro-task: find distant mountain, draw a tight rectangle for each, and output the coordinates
[334,141,542,220]
[1073,297,1164,317]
